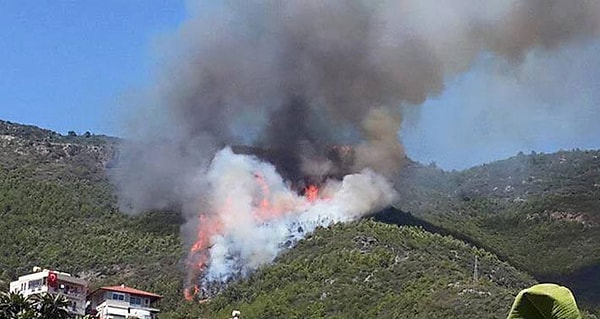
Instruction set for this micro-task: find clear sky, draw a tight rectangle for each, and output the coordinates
[0,1,185,135]
[1,2,599,170]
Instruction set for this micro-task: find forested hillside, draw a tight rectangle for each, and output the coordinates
[1,120,599,318]
[192,221,535,319]
[0,120,184,310]
[394,149,600,308]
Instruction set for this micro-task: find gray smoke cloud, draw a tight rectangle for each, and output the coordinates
[116,0,600,213]
[112,0,600,298]
[403,41,600,169]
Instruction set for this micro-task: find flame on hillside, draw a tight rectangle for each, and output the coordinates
[111,0,600,303]
[182,147,396,301]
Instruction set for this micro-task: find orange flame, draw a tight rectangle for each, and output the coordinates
[255,172,271,212]
[184,285,199,301]
[184,214,222,301]
[253,172,288,222]
[184,173,329,301]
[305,185,319,202]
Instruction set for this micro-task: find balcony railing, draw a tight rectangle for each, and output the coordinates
[97,300,160,312]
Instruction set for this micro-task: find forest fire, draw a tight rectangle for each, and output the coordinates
[304,185,319,203]
[184,214,223,301]
[111,0,600,306]
[181,147,396,302]
[183,149,335,301]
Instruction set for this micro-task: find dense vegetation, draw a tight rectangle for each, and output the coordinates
[393,150,600,307]
[1,120,599,318]
[191,221,535,319]
[0,292,73,319]
[0,120,184,311]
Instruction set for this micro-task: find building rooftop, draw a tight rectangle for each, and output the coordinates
[97,285,162,299]
[12,268,88,287]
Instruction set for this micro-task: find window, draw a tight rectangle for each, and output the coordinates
[28,280,42,290]
[130,296,142,305]
[111,293,125,301]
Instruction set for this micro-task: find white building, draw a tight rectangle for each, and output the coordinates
[9,268,89,316]
[88,285,162,319]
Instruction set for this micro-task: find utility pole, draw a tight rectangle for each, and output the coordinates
[473,255,479,283]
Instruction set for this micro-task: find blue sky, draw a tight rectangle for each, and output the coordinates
[0,1,185,135]
[402,44,600,169]
[1,2,599,170]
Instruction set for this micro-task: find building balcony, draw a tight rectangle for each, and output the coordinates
[97,300,160,313]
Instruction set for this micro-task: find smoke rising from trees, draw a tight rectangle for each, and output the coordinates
[116,0,600,213]
[112,0,600,294]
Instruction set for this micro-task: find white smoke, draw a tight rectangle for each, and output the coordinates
[196,147,396,283]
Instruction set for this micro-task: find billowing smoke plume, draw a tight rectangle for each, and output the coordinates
[113,0,600,299]
[183,147,396,299]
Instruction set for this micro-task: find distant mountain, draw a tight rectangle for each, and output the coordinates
[0,120,117,181]
[393,148,600,309]
[0,120,598,318]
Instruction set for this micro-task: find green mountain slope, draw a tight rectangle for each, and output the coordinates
[1,120,598,317]
[192,221,535,319]
[0,120,185,310]
[394,150,600,307]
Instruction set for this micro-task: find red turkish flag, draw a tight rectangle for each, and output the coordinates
[47,272,58,287]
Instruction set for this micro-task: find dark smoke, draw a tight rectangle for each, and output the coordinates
[261,95,320,182]
[114,0,600,214]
